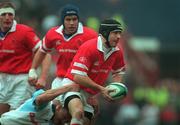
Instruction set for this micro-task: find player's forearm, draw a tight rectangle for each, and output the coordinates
[112,73,123,82]
[39,53,51,80]
[29,49,47,85]
[31,49,46,69]
[36,88,66,104]
[73,74,103,91]
[36,84,79,105]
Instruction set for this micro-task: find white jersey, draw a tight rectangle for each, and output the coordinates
[0,90,54,125]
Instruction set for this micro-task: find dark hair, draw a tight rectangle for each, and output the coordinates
[61,4,79,24]
[0,2,16,9]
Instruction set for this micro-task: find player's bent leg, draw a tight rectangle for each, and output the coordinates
[68,98,83,125]
[65,95,84,125]
[0,104,10,116]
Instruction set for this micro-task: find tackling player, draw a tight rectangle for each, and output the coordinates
[0,84,79,125]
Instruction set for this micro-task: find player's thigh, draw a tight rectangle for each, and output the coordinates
[0,73,10,102]
[63,91,95,124]
[51,77,64,89]
[64,92,84,117]
[8,75,35,109]
[69,98,84,117]
[51,77,64,103]
[0,73,35,109]
[0,74,11,114]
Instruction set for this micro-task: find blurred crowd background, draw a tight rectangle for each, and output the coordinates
[3,0,180,125]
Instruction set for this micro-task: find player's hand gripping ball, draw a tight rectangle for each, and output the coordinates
[106,82,128,100]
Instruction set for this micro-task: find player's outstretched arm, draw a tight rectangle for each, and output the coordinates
[35,53,52,89]
[35,84,79,105]
[28,49,49,86]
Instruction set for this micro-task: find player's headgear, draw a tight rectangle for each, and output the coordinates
[0,2,15,16]
[61,4,79,24]
[99,19,123,47]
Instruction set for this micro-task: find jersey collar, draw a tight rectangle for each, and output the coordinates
[9,20,17,32]
[97,35,119,52]
[97,35,119,60]
[0,20,16,40]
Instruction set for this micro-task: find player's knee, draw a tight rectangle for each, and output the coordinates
[72,107,84,120]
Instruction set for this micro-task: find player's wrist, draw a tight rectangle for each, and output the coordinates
[29,68,38,78]
[97,85,104,91]
[35,83,45,90]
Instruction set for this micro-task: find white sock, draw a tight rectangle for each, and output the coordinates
[70,118,83,125]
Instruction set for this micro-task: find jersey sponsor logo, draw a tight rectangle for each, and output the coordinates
[59,49,77,53]
[99,69,108,73]
[0,49,15,53]
[91,69,108,73]
[56,40,61,46]
[91,69,98,73]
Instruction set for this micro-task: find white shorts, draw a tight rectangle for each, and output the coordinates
[0,73,35,110]
[51,77,64,101]
[59,78,94,116]
[51,77,64,89]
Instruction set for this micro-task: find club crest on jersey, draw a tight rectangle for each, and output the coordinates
[79,56,87,63]
[56,40,61,46]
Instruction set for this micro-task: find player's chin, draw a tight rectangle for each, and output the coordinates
[68,28,76,33]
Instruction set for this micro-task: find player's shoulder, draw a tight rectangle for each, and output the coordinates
[44,26,60,42]
[80,26,98,42]
[32,89,45,98]
[117,46,124,55]
[83,26,97,34]
[112,47,125,61]
[16,24,34,31]
[47,26,59,32]
[83,26,95,31]
[79,37,97,50]
[45,26,59,36]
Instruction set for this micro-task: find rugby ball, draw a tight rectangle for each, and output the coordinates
[106,82,128,100]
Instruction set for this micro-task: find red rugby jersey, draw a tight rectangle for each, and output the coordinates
[0,21,40,74]
[66,36,125,95]
[41,23,97,77]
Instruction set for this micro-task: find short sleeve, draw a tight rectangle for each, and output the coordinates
[70,45,94,76]
[40,28,57,53]
[32,89,48,111]
[24,28,41,52]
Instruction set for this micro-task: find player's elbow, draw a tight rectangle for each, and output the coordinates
[35,96,44,106]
